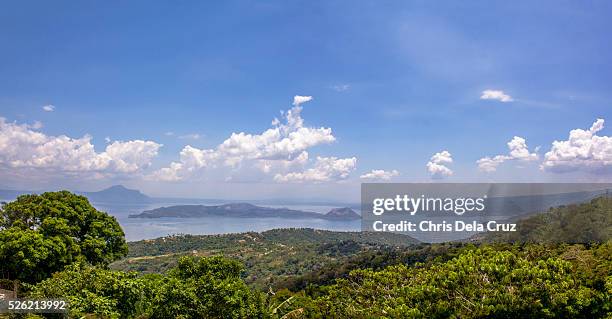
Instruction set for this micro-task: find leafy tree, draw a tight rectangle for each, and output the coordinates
[0,191,128,283]
[28,263,153,319]
[148,256,268,319]
[282,247,611,318]
[28,256,269,319]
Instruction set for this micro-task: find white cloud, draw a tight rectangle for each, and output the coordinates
[427,150,453,179]
[105,136,111,143]
[165,132,175,136]
[104,140,162,173]
[256,151,309,174]
[476,155,511,173]
[430,150,453,164]
[480,90,513,102]
[274,156,356,183]
[541,118,612,173]
[507,136,538,161]
[0,117,161,176]
[151,96,343,182]
[292,95,313,107]
[477,136,538,172]
[331,84,350,92]
[42,105,55,112]
[31,121,43,129]
[150,162,184,182]
[360,169,399,180]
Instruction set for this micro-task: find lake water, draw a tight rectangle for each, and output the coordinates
[92,202,361,241]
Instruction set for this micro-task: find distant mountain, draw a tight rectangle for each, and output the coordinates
[129,203,361,221]
[325,207,360,220]
[0,185,151,204]
[0,184,356,209]
[82,185,152,204]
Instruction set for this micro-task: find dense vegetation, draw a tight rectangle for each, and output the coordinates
[276,243,612,318]
[0,191,127,283]
[15,242,612,318]
[112,229,418,289]
[274,242,467,292]
[0,192,610,318]
[481,196,612,243]
[28,257,267,318]
[125,228,418,257]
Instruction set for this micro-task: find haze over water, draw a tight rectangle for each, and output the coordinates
[92,202,360,241]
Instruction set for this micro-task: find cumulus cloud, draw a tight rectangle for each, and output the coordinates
[476,155,511,173]
[256,151,309,174]
[0,117,161,176]
[480,90,513,102]
[477,136,538,172]
[149,145,214,181]
[151,96,347,182]
[426,150,453,179]
[274,156,356,183]
[217,107,333,162]
[104,140,162,173]
[541,118,612,173]
[292,95,313,107]
[42,105,55,112]
[507,136,538,161]
[360,169,399,180]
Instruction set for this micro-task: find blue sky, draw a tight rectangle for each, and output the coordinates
[0,1,611,201]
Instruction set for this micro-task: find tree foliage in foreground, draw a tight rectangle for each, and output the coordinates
[28,263,150,319]
[0,191,128,283]
[277,245,612,319]
[25,244,611,319]
[28,256,268,319]
[147,256,267,319]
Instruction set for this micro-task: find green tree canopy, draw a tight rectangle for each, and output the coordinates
[0,191,128,283]
[30,256,268,319]
[287,247,611,318]
[149,256,267,319]
[29,262,151,319]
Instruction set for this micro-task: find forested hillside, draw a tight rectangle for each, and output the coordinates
[479,196,612,243]
[111,229,418,289]
[272,243,612,318]
[24,242,612,318]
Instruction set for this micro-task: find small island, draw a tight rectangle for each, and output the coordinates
[129,203,361,221]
